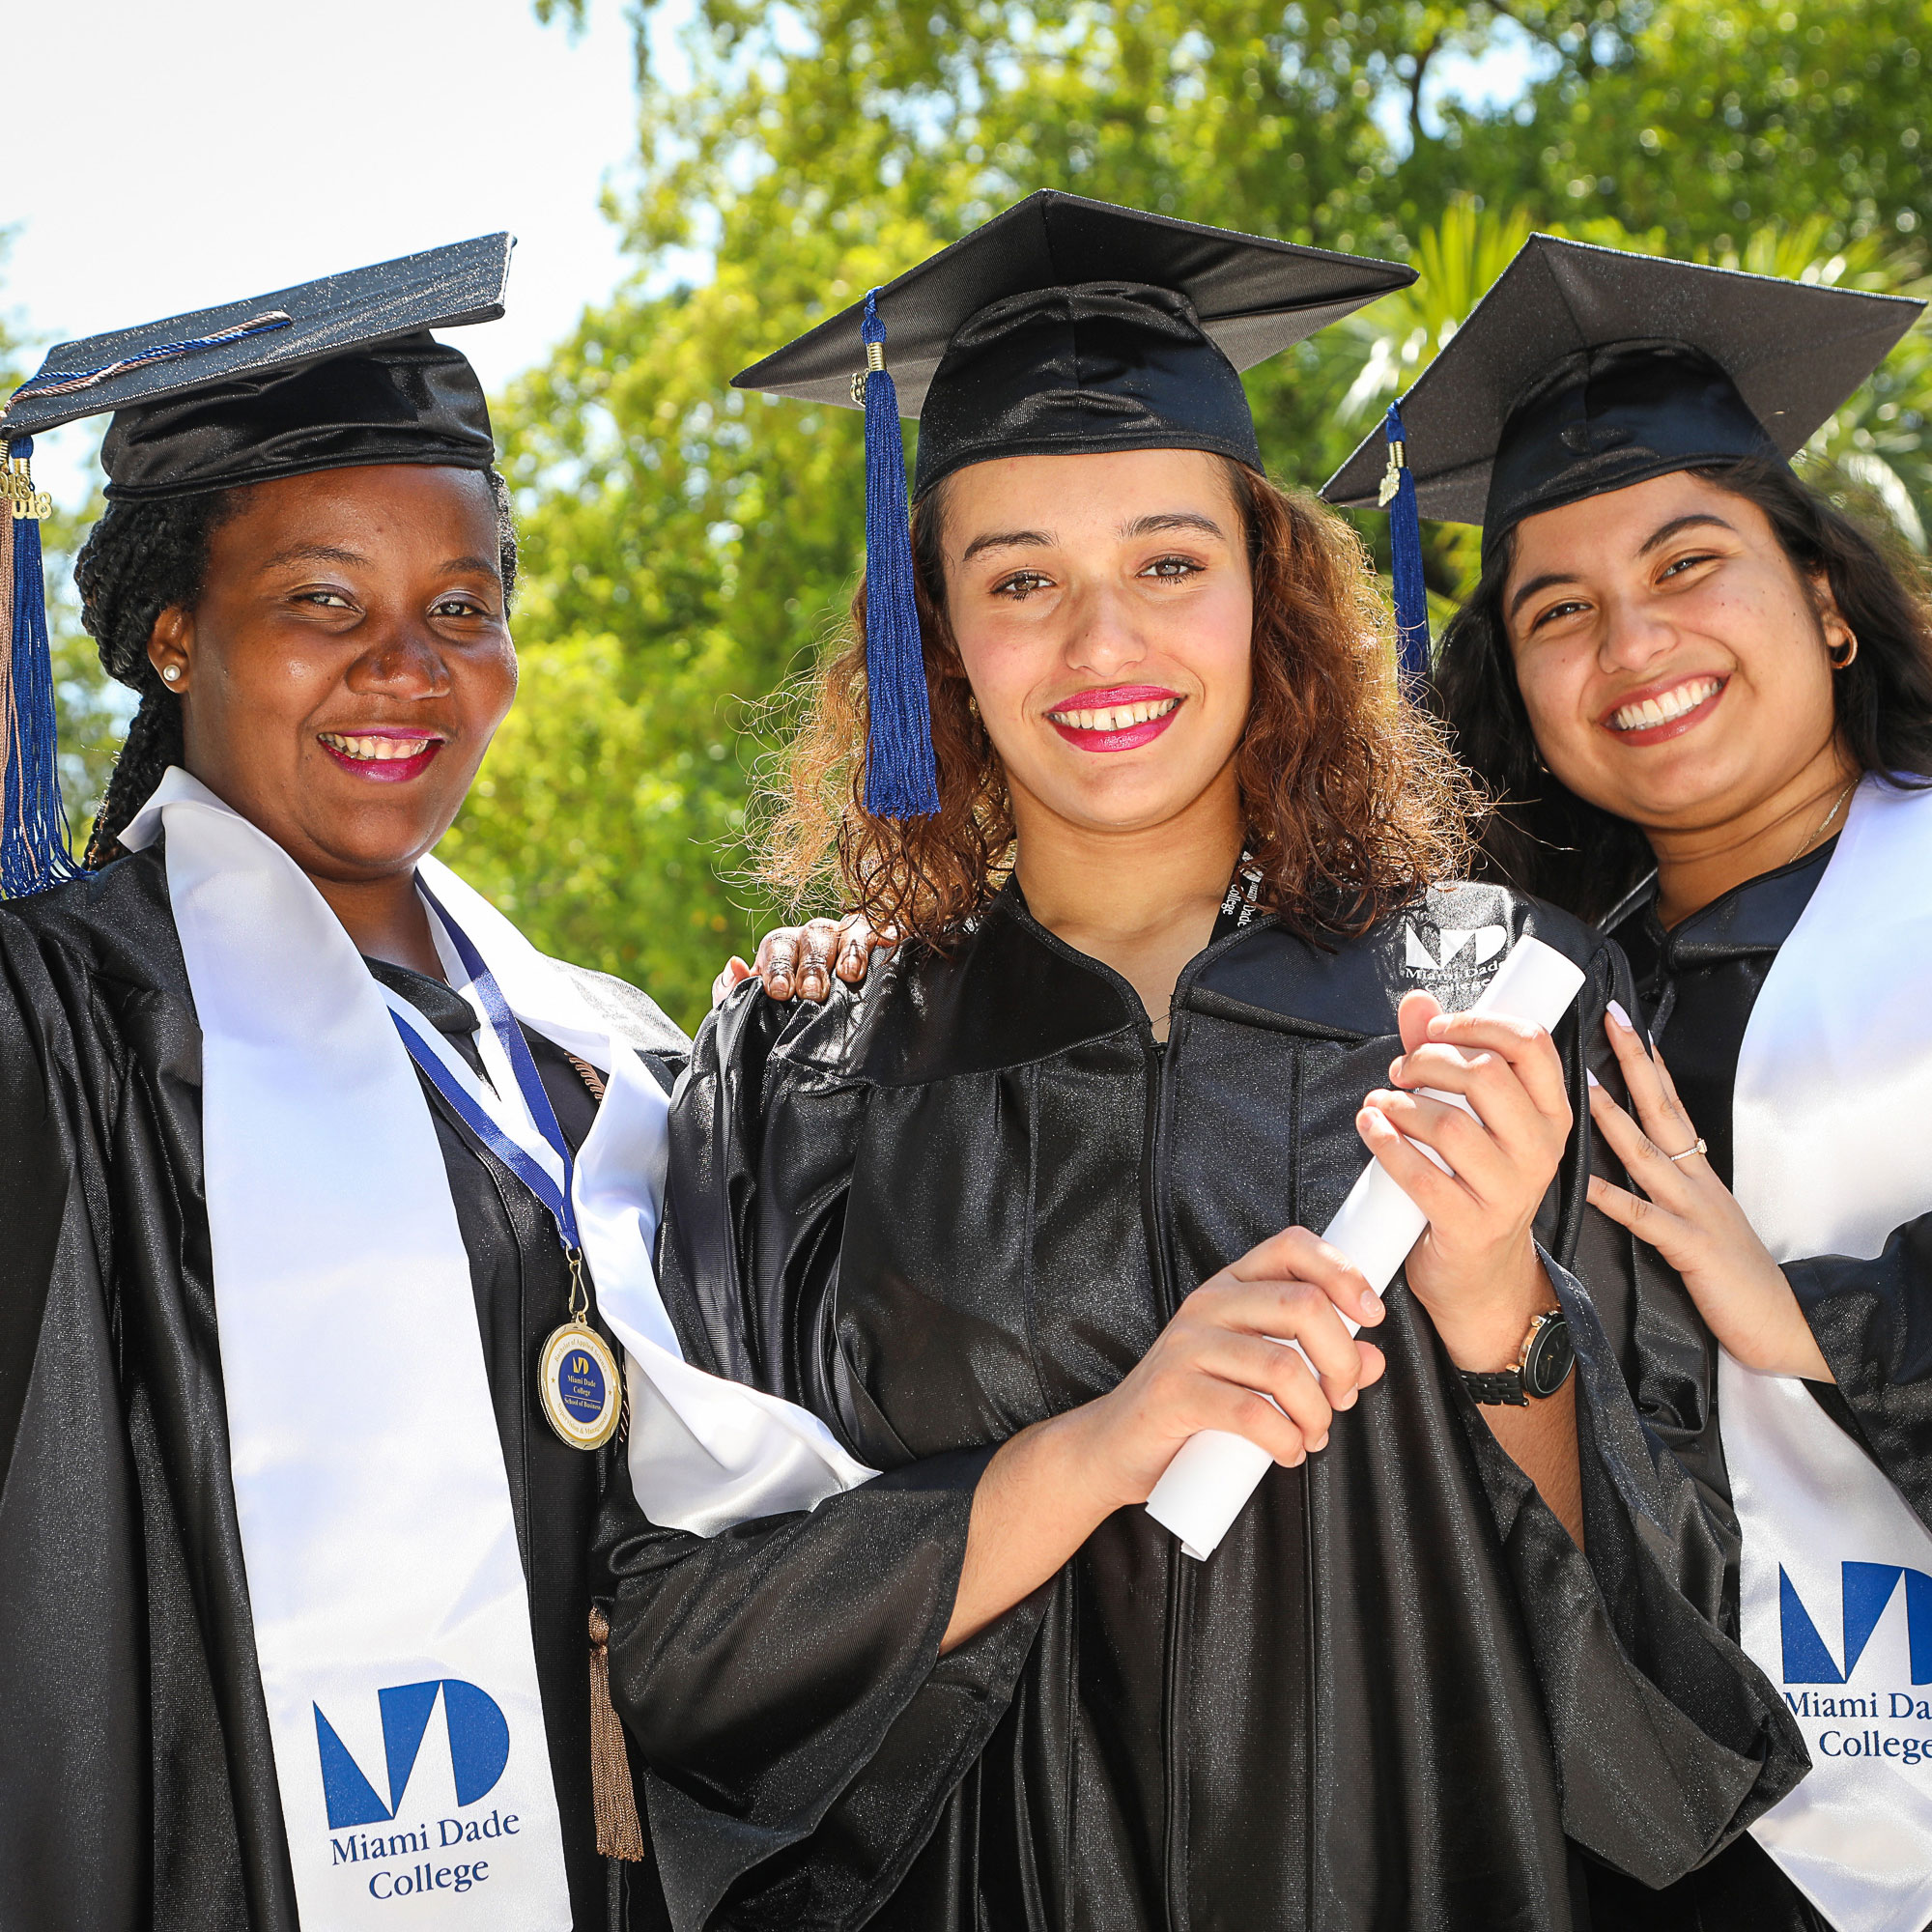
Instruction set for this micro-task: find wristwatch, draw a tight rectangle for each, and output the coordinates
[1461,1309,1575,1406]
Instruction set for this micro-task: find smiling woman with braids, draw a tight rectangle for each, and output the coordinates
[74,470,515,869]
[0,248,826,1932]
[595,197,1804,1932]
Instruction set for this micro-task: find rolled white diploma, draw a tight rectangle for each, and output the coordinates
[1143,935,1589,1559]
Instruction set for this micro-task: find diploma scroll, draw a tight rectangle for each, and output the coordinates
[1144,935,1588,1559]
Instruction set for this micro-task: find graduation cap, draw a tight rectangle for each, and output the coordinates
[1322,234,1925,670]
[734,189,1414,817]
[0,233,513,895]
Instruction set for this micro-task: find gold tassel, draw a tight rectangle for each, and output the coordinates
[567,1053,608,1102]
[588,1605,645,1862]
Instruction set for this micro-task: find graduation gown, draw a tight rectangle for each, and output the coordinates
[0,845,683,1932]
[603,879,1804,1932]
[1590,845,1932,1932]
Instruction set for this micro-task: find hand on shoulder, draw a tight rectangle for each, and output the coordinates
[714,913,895,1009]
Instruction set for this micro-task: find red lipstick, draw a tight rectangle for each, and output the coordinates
[318,727,447,784]
[1045,685,1183,754]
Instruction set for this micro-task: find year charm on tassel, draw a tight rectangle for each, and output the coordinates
[1377,437,1406,510]
[2,449,53,522]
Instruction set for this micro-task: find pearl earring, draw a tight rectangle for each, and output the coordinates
[161,665,182,684]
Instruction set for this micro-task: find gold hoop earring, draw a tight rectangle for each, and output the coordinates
[1829,631,1859,670]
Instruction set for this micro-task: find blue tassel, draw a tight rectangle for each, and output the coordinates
[858,291,940,819]
[2,437,82,895]
[1381,403,1432,686]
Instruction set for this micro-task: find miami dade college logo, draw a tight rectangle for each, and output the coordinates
[316,1679,509,1827]
[1780,1563,1932,1764]
[314,1679,526,1900]
[1402,919,1507,981]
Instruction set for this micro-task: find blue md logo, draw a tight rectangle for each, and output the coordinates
[313,1681,510,1830]
[1782,1563,1932,1684]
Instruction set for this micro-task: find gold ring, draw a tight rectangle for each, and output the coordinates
[1664,1138,1708,1163]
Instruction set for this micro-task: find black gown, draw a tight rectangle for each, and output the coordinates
[1589,844,1932,1932]
[603,878,1805,1932]
[0,845,684,1932]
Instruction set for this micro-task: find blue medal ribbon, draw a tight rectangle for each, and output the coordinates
[385,880,582,1261]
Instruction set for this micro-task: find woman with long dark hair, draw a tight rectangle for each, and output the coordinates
[1328,233,1932,1931]
[599,194,1802,1932]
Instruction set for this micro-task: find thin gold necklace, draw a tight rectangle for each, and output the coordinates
[1792,776,1857,867]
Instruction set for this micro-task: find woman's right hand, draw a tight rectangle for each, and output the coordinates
[942,1228,1384,1650]
[1064,1227,1387,1514]
[711,913,893,1009]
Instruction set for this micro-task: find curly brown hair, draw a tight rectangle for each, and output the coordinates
[754,458,1476,946]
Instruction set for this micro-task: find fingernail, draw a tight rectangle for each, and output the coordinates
[1360,1289,1381,1320]
[1607,1000,1634,1032]
[1586,1069,1601,1090]
[1310,1434,1329,1453]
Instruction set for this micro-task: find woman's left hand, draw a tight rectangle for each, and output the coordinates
[1359,991,1573,1372]
[1585,1006,1831,1380]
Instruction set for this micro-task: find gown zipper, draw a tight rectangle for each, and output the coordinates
[1146,1010,1193,1932]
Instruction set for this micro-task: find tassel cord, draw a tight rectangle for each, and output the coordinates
[859,293,941,819]
[1382,404,1433,688]
[2,437,82,896]
[587,1605,646,1862]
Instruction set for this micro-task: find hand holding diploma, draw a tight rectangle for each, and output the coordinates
[1147,937,1586,1556]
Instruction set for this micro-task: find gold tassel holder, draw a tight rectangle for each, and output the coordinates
[588,1605,646,1862]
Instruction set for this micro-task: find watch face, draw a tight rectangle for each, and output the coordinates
[1523,1313,1576,1399]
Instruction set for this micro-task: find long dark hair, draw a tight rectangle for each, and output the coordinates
[73,469,519,867]
[756,459,1477,947]
[1431,457,1932,923]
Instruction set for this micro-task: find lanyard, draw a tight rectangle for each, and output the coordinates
[381,880,583,1264]
[1212,848,1265,942]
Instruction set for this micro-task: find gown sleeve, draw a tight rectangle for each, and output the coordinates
[601,983,1046,1932]
[1453,933,1807,1884]
[0,918,149,1932]
[1785,1220,1932,1529]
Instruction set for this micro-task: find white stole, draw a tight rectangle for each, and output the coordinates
[121,768,870,1927]
[1727,777,1932,1932]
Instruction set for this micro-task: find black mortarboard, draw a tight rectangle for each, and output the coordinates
[0,234,513,895]
[1322,234,1924,569]
[733,189,1413,815]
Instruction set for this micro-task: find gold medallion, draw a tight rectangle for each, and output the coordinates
[538,1321,622,1451]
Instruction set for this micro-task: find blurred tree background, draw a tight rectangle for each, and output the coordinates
[42,1,1932,1025]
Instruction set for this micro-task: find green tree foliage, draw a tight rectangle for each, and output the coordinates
[1449,0,1930,252]
[465,0,1622,1020]
[26,5,1932,1024]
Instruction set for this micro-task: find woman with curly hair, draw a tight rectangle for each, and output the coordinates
[600,196,1802,1932]
[1328,235,1932,1932]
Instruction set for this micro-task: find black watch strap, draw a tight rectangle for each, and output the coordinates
[1462,1365,1531,1406]
[1461,1310,1575,1407]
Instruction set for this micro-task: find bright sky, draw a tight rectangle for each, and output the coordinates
[5,0,644,509]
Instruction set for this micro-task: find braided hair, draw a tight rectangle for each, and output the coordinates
[74,469,519,867]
